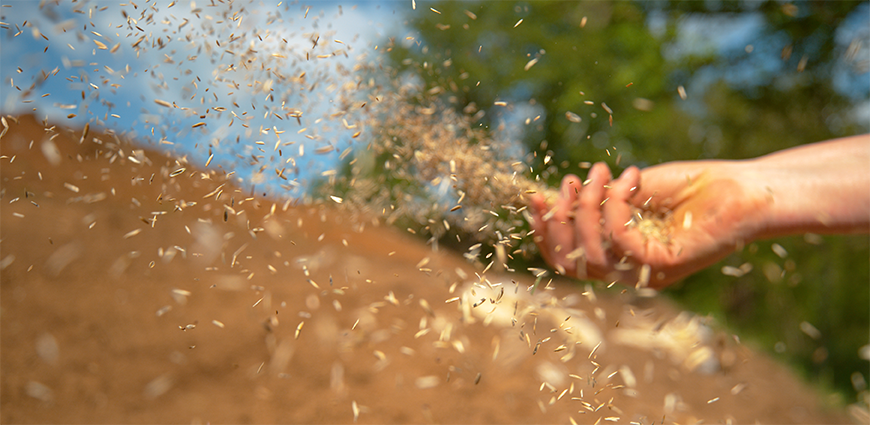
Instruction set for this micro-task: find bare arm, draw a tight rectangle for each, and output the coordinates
[751,134,870,238]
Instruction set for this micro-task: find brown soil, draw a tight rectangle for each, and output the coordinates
[0,114,851,423]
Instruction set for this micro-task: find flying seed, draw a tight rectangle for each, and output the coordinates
[682,211,693,229]
[589,341,601,359]
[800,321,821,339]
[721,265,745,277]
[415,376,439,389]
[524,58,538,71]
[771,243,788,258]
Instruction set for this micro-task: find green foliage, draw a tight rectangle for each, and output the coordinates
[390,1,700,180]
[671,234,869,402]
[377,0,869,403]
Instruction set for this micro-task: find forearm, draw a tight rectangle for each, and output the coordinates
[748,135,870,239]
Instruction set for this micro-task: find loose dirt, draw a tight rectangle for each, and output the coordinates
[1,115,849,423]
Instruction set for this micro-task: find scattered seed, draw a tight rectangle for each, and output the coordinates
[771,243,788,258]
[524,58,539,71]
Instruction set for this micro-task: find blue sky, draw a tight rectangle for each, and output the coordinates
[2,1,867,198]
[1,0,410,197]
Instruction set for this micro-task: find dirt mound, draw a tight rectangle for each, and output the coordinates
[1,114,849,423]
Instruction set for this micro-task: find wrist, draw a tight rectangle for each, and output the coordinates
[716,159,775,243]
[735,159,785,241]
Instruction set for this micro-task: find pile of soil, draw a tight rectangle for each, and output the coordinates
[1,114,849,423]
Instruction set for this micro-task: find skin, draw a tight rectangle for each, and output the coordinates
[529,134,870,289]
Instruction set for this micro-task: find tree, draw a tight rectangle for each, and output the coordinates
[378,0,869,403]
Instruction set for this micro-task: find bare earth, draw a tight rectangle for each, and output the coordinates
[0,115,851,423]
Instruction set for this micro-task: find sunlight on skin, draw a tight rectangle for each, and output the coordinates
[530,135,870,289]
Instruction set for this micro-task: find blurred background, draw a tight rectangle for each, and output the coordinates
[2,0,868,407]
[379,0,870,405]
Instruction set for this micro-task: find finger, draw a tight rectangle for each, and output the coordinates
[528,193,548,236]
[603,166,647,260]
[528,193,556,267]
[549,175,582,275]
[559,174,582,210]
[603,166,651,285]
[575,162,611,272]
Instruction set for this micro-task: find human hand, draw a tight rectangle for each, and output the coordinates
[529,160,770,289]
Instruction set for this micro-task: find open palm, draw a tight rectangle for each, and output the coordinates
[530,161,769,289]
